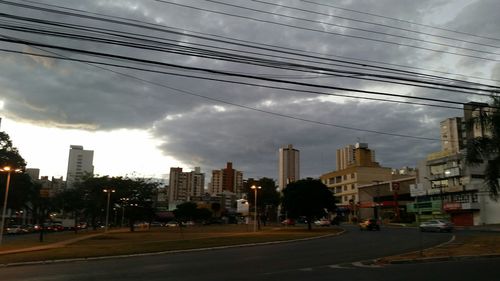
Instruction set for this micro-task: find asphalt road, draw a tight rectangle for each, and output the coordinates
[1,225,497,281]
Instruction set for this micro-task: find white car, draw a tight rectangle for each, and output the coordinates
[314,219,331,227]
[419,219,454,232]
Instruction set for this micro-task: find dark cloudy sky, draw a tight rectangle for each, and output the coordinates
[0,0,498,181]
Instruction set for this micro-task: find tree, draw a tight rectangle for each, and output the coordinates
[244,177,280,222]
[465,96,500,199]
[282,178,336,230]
[0,131,27,169]
[73,175,159,231]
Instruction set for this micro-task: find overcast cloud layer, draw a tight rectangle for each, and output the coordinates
[1,0,499,180]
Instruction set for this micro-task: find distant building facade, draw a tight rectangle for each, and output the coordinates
[209,162,243,197]
[278,144,300,190]
[321,143,392,208]
[411,102,500,226]
[168,167,205,209]
[65,145,94,189]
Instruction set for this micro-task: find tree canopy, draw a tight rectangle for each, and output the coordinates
[465,96,500,199]
[282,178,336,230]
[0,131,27,170]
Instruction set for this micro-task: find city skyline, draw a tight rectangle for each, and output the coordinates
[1,0,497,181]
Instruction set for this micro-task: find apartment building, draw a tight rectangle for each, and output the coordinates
[209,162,243,197]
[65,145,94,189]
[278,144,300,190]
[410,102,500,226]
[321,143,392,208]
[168,167,205,210]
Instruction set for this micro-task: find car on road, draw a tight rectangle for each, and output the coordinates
[359,218,380,231]
[419,219,454,232]
[281,219,295,226]
[165,221,179,227]
[314,218,331,226]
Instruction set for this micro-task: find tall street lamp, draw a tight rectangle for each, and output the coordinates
[0,166,21,245]
[250,185,261,232]
[103,188,116,232]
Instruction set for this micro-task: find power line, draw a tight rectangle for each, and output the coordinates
[301,0,500,43]
[209,0,500,53]
[2,35,492,110]
[252,0,500,49]
[4,0,500,86]
[0,46,441,141]
[1,12,498,96]
[154,0,500,62]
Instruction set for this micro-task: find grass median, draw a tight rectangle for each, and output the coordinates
[0,225,342,264]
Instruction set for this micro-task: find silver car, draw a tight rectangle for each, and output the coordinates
[419,219,454,232]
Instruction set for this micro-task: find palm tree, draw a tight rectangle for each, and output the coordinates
[465,96,500,199]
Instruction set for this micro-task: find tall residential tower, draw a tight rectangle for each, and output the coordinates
[278,144,300,190]
[66,145,94,189]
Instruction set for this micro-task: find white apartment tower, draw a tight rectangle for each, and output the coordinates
[66,145,94,189]
[278,144,300,190]
[168,167,205,209]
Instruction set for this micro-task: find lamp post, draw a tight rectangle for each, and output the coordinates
[0,166,21,245]
[250,185,261,232]
[103,188,116,232]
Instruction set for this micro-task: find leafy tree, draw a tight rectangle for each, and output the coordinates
[244,177,280,221]
[0,131,27,169]
[465,96,500,199]
[282,178,336,230]
[74,175,159,231]
[174,202,198,222]
[0,132,36,219]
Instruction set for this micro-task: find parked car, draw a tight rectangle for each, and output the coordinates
[5,225,23,234]
[359,218,380,231]
[165,221,179,227]
[419,219,454,232]
[314,218,331,227]
[281,219,295,226]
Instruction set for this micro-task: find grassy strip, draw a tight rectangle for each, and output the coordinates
[380,233,500,262]
[0,226,341,264]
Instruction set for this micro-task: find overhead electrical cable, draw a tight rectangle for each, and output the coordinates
[1,14,498,96]
[301,0,500,43]
[0,46,443,141]
[208,0,500,53]
[250,0,500,49]
[3,1,500,86]
[153,0,500,62]
[1,35,494,111]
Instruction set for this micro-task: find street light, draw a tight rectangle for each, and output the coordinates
[0,166,21,245]
[250,185,261,232]
[103,188,116,232]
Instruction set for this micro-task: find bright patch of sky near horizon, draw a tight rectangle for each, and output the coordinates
[1,117,185,179]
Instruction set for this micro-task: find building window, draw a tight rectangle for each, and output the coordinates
[343,185,347,191]
[351,173,355,179]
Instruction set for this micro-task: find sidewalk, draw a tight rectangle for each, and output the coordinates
[0,229,128,256]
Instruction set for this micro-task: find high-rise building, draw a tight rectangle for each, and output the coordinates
[321,143,391,207]
[278,144,300,190]
[336,144,355,171]
[168,167,205,209]
[209,162,243,196]
[440,117,464,153]
[65,145,94,189]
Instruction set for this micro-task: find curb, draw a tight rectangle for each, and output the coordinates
[0,229,346,268]
[387,253,500,264]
